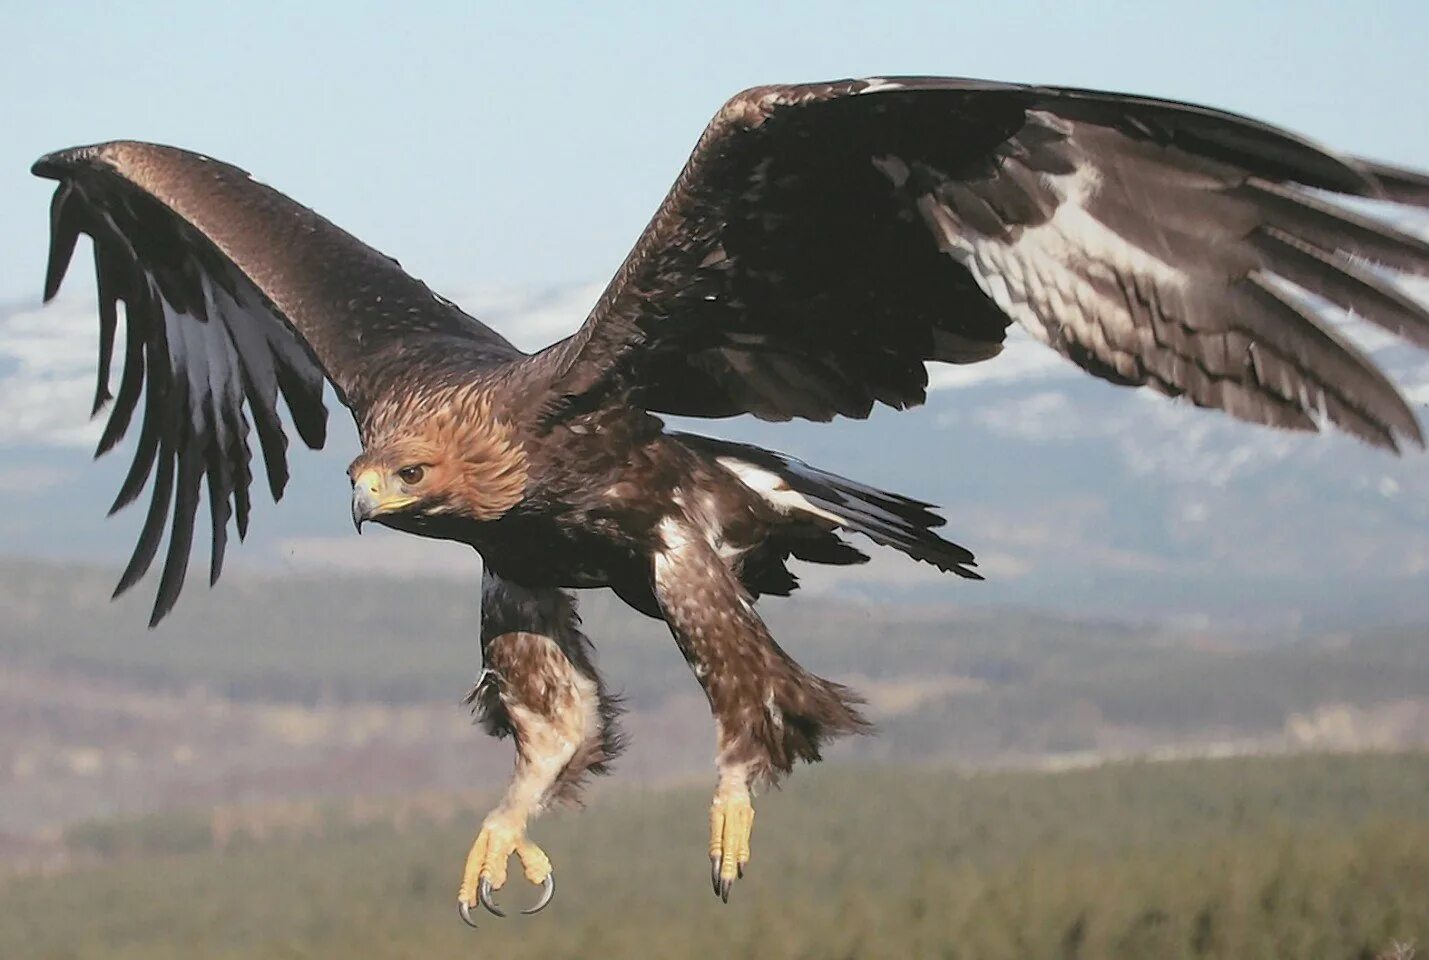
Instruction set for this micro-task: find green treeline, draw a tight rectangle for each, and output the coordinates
[3,753,1426,959]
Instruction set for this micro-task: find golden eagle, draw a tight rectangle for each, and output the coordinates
[32,77,1429,918]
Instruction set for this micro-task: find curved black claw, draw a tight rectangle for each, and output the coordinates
[458,900,480,929]
[712,855,744,902]
[522,873,555,915]
[478,878,507,918]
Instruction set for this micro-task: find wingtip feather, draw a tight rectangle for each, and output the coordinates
[43,183,82,303]
[147,597,174,630]
[1356,157,1429,209]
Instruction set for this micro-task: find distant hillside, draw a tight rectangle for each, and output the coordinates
[5,559,1428,722]
[2,560,1426,844]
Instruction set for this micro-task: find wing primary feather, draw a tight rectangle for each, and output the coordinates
[43,182,82,302]
[92,243,122,414]
[233,467,252,540]
[113,433,176,598]
[151,447,204,626]
[215,286,292,499]
[206,459,231,588]
[1242,272,1422,448]
[274,357,328,449]
[202,398,234,588]
[225,385,255,543]
[1356,158,1429,208]
[1251,226,1429,348]
[162,290,230,595]
[1243,178,1429,277]
[238,358,291,500]
[95,302,147,458]
[200,301,251,584]
[108,388,162,515]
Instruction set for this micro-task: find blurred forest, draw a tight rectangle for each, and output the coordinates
[2,754,1426,959]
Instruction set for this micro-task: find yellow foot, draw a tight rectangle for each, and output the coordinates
[708,792,754,902]
[456,814,555,925]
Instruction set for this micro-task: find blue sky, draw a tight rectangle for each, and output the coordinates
[4,1,1429,305]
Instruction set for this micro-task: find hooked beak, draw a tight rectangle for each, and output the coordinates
[351,468,416,533]
[352,483,378,533]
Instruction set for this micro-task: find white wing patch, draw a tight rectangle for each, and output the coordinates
[715,457,846,525]
[912,158,1192,380]
[657,515,692,551]
[858,77,905,95]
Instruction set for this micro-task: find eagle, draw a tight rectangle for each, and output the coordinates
[31,77,1429,920]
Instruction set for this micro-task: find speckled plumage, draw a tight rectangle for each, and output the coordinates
[467,569,625,807]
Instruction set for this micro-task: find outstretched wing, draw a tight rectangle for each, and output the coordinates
[546,77,1429,448]
[34,141,523,625]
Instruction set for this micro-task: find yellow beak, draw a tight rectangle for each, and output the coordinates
[350,469,419,531]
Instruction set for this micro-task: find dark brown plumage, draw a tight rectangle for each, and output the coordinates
[31,76,1429,909]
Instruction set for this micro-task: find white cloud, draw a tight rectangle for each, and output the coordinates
[1111,393,1310,487]
[963,390,1080,444]
[0,293,108,448]
[945,382,1318,488]
[449,280,606,352]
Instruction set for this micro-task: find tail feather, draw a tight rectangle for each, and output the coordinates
[679,433,981,580]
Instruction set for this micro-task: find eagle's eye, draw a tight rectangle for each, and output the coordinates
[398,465,426,485]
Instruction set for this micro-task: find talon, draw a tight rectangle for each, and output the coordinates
[458,900,480,929]
[708,790,754,902]
[523,873,555,915]
[458,816,554,921]
[479,877,507,918]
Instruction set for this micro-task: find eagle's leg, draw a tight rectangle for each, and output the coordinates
[708,751,756,901]
[652,519,867,901]
[458,569,624,922]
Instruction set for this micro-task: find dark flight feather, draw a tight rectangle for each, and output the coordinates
[1353,158,1429,207]
[548,77,1428,454]
[92,243,122,414]
[677,433,979,583]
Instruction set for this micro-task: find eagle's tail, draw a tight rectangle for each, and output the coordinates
[676,433,982,581]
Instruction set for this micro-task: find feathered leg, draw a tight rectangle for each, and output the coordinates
[457,568,624,922]
[652,518,867,901]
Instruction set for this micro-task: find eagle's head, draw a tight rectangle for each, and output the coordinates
[348,389,528,534]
